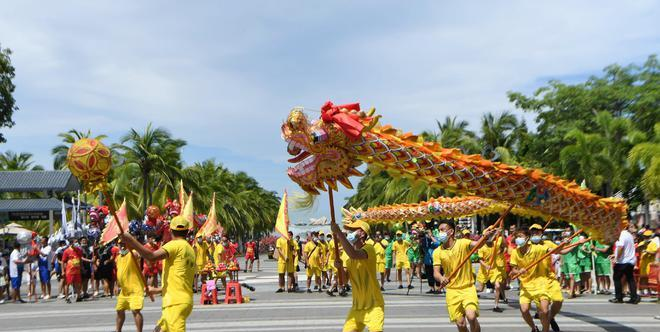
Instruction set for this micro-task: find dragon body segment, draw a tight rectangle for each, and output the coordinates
[282,102,627,242]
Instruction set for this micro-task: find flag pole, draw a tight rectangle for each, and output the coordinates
[328,187,345,287]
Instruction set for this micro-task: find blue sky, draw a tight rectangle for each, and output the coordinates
[0,1,658,225]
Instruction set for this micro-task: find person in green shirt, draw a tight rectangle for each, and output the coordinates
[577,236,593,294]
[407,234,422,284]
[560,227,581,298]
[593,241,612,294]
[384,233,393,283]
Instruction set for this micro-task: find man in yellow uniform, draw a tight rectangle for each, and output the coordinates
[193,235,209,293]
[318,232,329,288]
[121,216,195,332]
[115,240,145,332]
[331,220,384,332]
[372,232,387,291]
[304,232,323,293]
[638,230,659,295]
[529,224,562,332]
[475,230,506,312]
[434,220,495,332]
[392,230,412,289]
[276,232,295,293]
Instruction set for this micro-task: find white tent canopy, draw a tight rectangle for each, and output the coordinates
[0,222,32,235]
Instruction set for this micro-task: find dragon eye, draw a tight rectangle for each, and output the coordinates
[311,129,328,144]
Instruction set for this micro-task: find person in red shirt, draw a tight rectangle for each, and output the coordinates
[143,235,161,288]
[62,238,84,303]
[244,240,257,273]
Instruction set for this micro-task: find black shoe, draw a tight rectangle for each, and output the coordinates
[533,312,539,319]
[550,318,560,332]
[531,326,540,332]
[492,307,503,313]
[609,298,624,303]
[326,289,336,297]
[398,285,403,289]
[276,288,284,293]
[380,287,385,291]
[307,289,312,293]
[313,285,318,290]
[318,289,323,293]
[425,289,434,294]
[627,296,641,304]
[339,289,348,297]
[408,285,414,289]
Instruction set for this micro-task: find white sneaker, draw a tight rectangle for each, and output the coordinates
[57,294,65,299]
[44,295,50,300]
[0,299,5,304]
[93,291,98,297]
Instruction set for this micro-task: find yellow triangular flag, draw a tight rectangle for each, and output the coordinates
[197,192,221,237]
[178,180,188,208]
[274,190,290,240]
[181,191,194,229]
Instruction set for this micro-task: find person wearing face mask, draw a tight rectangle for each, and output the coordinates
[318,232,330,289]
[304,232,323,293]
[529,224,562,332]
[193,235,209,293]
[114,240,145,332]
[392,230,412,289]
[372,232,387,291]
[383,233,393,283]
[433,220,497,332]
[331,219,385,332]
[62,238,84,303]
[475,229,507,313]
[326,234,339,296]
[559,227,581,298]
[510,228,585,332]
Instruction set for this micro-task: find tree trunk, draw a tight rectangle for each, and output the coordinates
[142,170,149,215]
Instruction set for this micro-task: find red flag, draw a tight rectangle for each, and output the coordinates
[100,199,129,244]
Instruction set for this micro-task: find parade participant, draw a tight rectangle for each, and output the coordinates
[637,230,658,295]
[292,234,301,290]
[54,240,67,298]
[276,231,295,293]
[392,230,412,289]
[9,242,26,303]
[505,224,517,290]
[384,233,393,283]
[330,219,385,332]
[193,235,209,293]
[318,232,329,288]
[62,238,83,303]
[244,239,256,273]
[422,229,440,294]
[593,240,612,294]
[408,233,422,285]
[95,241,117,298]
[79,237,94,299]
[434,220,495,332]
[38,236,53,300]
[560,227,581,298]
[325,233,335,286]
[304,232,323,293]
[372,232,387,291]
[120,215,196,332]
[529,224,563,332]
[143,235,161,288]
[577,234,593,294]
[475,229,506,312]
[115,240,144,332]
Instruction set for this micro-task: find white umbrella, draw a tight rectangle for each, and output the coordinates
[0,223,32,235]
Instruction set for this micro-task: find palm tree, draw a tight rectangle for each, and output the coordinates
[0,151,44,171]
[628,123,660,199]
[559,129,612,195]
[480,111,526,160]
[51,129,108,169]
[422,116,480,154]
[113,123,186,213]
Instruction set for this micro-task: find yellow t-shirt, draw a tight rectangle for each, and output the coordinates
[477,237,505,268]
[116,249,144,297]
[161,239,195,307]
[304,241,322,268]
[213,243,225,264]
[276,237,293,263]
[509,244,548,286]
[641,241,659,272]
[328,239,336,261]
[432,238,474,289]
[345,244,384,310]
[539,240,558,278]
[392,240,411,263]
[319,241,328,265]
[194,242,209,267]
[373,241,386,264]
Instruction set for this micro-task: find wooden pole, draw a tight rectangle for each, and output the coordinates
[541,218,553,232]
[328,187,345,286]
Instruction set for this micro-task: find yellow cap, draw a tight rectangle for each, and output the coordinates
[643,230,653,237]
[170,216,190,231]
[396,230,403,235]
[529,224,543,230]
[318,231,325,236]
[344,220,370,234]
[462,229,470,235]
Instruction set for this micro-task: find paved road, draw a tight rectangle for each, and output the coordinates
[1,260,658,332]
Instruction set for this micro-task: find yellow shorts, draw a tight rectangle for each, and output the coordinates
[519,281,550,305]
[306,266,321,278]
[376,262,385,274]
[445,286,479,322]
[478,267,505,284]
[543,278,563,303]
[277,260,295,274]
[343,306,384,332]
[115,295,144,311]
[157,303,193,332]
[395,260,410,270]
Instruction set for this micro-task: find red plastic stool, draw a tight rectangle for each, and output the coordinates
[225,281,243,304]
[200,281,218,305]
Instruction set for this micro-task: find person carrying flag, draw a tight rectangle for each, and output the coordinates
[331,219,384,332]
[120,216,195,332]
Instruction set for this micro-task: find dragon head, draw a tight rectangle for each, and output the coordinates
[282,103,374,194]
